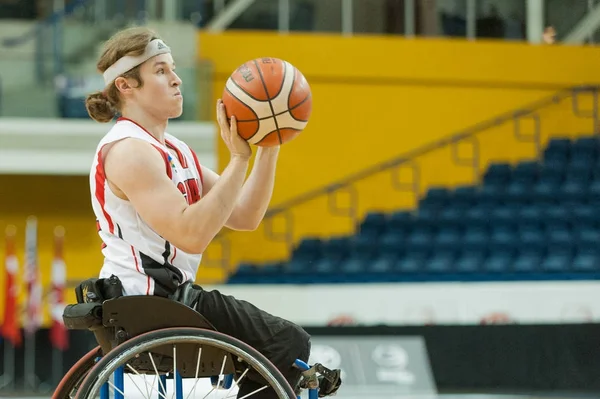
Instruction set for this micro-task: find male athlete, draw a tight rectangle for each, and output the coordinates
[84,27,339,398]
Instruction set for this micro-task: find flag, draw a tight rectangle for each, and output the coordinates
[1,225,21,347]
[49,226,68,351]
[23,217,42,336]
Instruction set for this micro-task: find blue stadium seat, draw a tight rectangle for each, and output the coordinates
[463,206,492,228]
[370,254,396,273]
[397,251,428,273]
[426,250,455,273]
[420,187,451,210]
[513,249,543,273]
[434,227,462,251]
[488,206,518,229]
[544,138,571,160]
[387,210,414,232]
[573,136,600,150]
[483,163,512,186]
[437,207,464,228]
[572,249,600,272]
[290,237,323,265]
[322,236,350,262]
[517,205,544,225]
[519,228,546,251]
[451,185,478,208]
[489,227,518,252]
[541,248,572,273]
[571,137,598,163]
[412,209,438,229]
[462,227,489,251]
[407,227,435,252]
[504,181,531,204]
[547,228,573,248]
[513,161,539,184]
[359,212,387,238]
[532,178,560,204]
[478,184,505,207]
[573,235,600,272]
[235,263,258,277]
[483,252,513,273]
[313,257,337,274]
[588,180,600,202]
[455,249,485,273]
[591,166,600,182]
[538,165,564,185]
[575,228,600,247]
[340,257,366,274]
[558,180,588,202]
[377,233,403,257]
[287,257,311,274]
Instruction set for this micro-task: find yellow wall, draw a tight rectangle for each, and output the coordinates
[0,175,96,327]
[2,35,600,326]
[197,32,600,273]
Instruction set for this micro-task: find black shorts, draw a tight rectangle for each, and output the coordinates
[172,283,312,398]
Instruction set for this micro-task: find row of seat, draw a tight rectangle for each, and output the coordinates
[226,136,600,284]
[228,251,600,284]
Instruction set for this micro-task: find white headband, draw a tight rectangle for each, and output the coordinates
[102,39,171,87]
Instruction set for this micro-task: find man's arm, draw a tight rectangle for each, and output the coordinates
[104,138,249,254]
[202,146,280,231]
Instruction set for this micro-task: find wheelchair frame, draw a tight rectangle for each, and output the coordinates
[59,294,332,399]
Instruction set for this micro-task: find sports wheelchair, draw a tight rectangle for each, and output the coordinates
[52,277,341,399]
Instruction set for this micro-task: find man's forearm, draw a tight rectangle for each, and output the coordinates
[236,146,280,228]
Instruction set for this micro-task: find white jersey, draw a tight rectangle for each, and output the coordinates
[90,117,204,297]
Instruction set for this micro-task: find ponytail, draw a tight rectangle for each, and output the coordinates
[85,91,117,123]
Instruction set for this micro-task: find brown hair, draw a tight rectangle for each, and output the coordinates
[85,27,161,123]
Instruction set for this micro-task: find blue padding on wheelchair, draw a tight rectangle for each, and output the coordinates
[210,374,234,390]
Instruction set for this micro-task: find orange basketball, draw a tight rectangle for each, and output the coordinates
[222,57,312,147]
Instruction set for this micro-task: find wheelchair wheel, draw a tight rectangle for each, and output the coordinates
[53,346,102,399]
[75,327,298,399]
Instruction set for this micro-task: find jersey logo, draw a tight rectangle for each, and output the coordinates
[167,154,178,173]
[177,178,201,204]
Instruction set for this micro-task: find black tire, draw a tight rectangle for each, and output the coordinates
[52,346,102,399]
[74,327,298,399]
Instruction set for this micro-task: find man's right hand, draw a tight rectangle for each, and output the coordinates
[217,99,252,161]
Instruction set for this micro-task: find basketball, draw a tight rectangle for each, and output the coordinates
[222,57,312,147]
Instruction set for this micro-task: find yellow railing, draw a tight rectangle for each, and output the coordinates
[199,86,600,279]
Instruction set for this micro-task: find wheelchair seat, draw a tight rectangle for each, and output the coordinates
[63,295,235,378]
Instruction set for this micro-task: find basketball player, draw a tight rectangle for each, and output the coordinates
[84,27,331,398]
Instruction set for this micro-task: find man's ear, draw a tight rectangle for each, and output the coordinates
[114,77,133,94]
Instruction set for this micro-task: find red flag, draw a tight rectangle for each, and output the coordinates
[2,225,22,347]
[24,216,42,336]
[49,226,68,351]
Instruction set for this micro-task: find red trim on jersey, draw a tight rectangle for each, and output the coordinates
[95,150,115,234]
[130,246,141,273]
[171,247,178,263]
[150,144,173,179]
[188,146,204,188]
[146,276,151,295]
[166,140,188,168]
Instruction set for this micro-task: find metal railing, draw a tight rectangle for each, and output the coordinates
[202,86,600,272]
